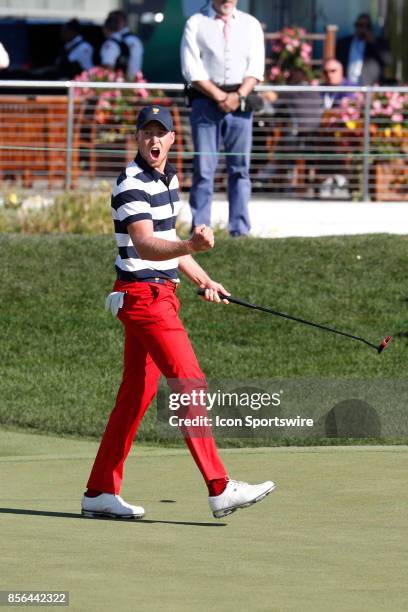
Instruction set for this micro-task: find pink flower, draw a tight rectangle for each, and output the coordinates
[269,66,281,81]
[392,113,403,122]
[389,94,403,110]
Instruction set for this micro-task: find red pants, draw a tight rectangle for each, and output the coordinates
[87,280,227,494]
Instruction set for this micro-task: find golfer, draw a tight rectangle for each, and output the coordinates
[81,105,275,519]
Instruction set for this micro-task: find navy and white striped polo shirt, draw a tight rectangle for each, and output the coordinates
[111,152,182,282]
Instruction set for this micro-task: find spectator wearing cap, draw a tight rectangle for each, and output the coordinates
[55,19,94,78]
[336,13,392,85]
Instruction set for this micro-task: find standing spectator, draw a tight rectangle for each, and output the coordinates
[55,19,94,78]
[181,0,265,237]
[108,10,144,78]
[0,41,10,70]
[100,11,143,79]
[100,14,127,72]
[336,13,392,85]
[321,59,352,109]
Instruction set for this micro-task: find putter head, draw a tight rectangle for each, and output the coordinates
[378,336,392,354]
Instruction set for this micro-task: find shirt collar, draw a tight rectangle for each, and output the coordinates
[135,152,176,183]
[352,36,366,46]
[207,4,237,19]
[110,31,122,42]
[66,35,82,50]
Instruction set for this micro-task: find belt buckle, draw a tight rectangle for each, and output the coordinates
[150,277,176,289]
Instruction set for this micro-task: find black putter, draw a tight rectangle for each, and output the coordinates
[197,289,392,355]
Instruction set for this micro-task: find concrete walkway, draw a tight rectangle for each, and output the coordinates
[178,198,408,238]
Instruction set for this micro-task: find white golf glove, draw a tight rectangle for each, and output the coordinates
[105,291,126,316]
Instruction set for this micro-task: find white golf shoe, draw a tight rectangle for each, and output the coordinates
[209,479,276,518]
[81,493,145,519]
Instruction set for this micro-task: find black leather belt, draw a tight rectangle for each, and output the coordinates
[186,83,241,103]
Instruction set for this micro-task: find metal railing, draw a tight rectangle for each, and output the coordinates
[0,80,407,202]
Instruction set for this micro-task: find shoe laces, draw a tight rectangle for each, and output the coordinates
[229,479,247,490]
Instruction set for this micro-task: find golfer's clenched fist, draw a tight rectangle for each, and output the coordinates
[188,225,215,252]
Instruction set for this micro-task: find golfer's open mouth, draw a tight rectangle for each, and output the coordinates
[150,146,160,160]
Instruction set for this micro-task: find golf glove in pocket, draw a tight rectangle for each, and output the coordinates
[105,291,126,316]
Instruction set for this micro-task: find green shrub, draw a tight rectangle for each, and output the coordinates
[0,186,113,234]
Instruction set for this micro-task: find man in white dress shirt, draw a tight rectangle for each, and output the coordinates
[181,0,265,237]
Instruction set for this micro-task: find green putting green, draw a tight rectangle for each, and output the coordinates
[1,428,407,611]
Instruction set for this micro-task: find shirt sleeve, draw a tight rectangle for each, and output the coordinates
[112,184,153,227]
[100,40,120,68]
[127,37,144,77]
[244,17,265,82]
[72,43,93,71]
[0,43,10,70]
[180,16,210,83]
[79,43,94,70]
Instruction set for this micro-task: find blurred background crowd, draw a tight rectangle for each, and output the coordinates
[0,0,406,85]
[0,0,407,202]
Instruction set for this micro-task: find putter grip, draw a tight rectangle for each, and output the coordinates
[197,287,228,300]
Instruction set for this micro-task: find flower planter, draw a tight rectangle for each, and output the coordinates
[374,159,408,201]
